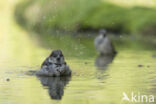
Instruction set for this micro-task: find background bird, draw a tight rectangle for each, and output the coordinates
[94,29,117,55]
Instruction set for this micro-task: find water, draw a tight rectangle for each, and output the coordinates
[0,0,156,104]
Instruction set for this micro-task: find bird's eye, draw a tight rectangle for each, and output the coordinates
[60,54,63,57]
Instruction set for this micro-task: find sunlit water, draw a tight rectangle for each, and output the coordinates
[0,0,156,104]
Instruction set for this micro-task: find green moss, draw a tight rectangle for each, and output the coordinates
[14,0,156,35]
[82,2,127,32]
[127,7,156,35]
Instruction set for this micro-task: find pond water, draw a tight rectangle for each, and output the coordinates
[0,0,156,104]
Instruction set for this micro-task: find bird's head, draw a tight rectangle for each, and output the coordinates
[99,29,107,37]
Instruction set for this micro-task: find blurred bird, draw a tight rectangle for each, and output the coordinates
[94,29,116,55]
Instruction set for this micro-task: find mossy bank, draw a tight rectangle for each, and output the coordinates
[15,0,156,35]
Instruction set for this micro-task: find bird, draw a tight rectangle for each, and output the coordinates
[36,50,71,77]
[94,29,116,55]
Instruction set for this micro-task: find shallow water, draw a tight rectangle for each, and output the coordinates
[0,0,156,104]
[1,50,156,104]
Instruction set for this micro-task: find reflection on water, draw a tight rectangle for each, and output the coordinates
[94,54,116,81]
[95,54,116,70]
[38,76,71,100]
